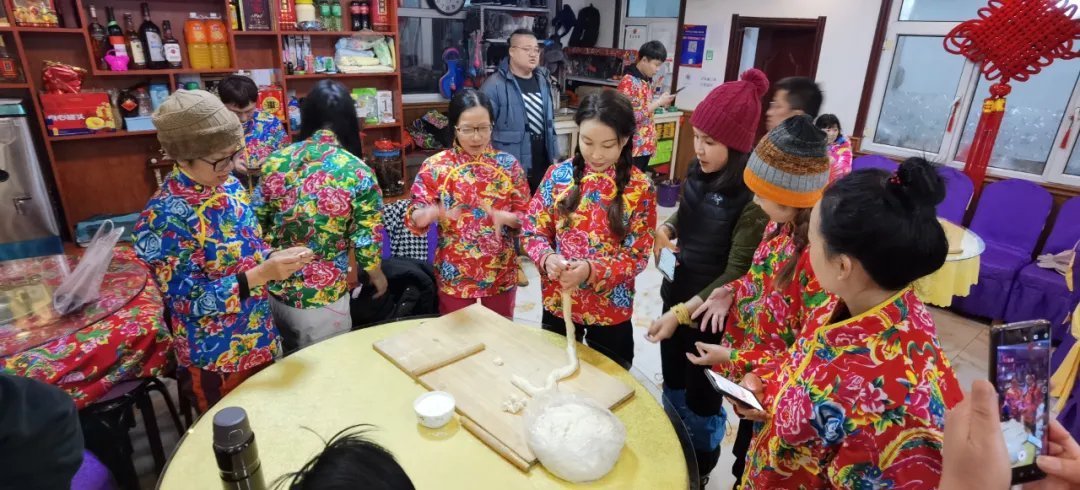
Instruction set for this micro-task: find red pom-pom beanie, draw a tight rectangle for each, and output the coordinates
[689,68,770,153]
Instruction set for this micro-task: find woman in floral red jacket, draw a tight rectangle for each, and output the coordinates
[408,89,530,317]
[523,90,656,368]
[709,158,964,489]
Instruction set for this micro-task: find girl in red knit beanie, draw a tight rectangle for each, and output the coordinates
[642,69,771,483]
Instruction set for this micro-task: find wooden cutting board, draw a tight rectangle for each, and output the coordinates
[374,304,636,469]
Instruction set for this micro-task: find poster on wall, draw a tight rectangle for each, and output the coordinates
[679,25,708,67]
[624,25,647,49]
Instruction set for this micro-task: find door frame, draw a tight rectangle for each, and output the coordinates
[723,15,827,82]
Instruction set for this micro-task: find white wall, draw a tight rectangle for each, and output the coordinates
[676,0,883,134]
[562,0,617,48]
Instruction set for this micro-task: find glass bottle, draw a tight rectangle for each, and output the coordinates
[139,3,165,69]
[161,20,183,68]
[124,12,146,69]
[87,3,108,70]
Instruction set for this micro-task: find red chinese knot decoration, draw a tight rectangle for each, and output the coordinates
[943,0,1080,192]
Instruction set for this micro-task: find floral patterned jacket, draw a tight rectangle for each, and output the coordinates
[721,222,838,379]
[243,110,290,170]
[135,168,280,373]
[523,160,656,325]
[257,129,384,309]
[828,135,853,183]
[742,288,964,489]
[407,145,530,298]
[617,67,656,158]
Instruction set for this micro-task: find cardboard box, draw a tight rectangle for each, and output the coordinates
[40,92,116,136]
[241,0,272,31]
[10,0,57,27]
[257,86,285,123]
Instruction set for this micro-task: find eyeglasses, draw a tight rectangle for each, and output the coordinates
[511,45,541,55]
[198,149,242,172]
[456,125,493,137]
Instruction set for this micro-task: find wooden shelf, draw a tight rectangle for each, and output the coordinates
[285,72,396,79]
[48,130,158,142]
[11,26,84,34]
[90,68,241,77]
[0,82,29,89]
[566,75,621,87]
[277,30,396,37]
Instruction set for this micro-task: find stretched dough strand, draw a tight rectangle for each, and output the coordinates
[512,291,579,396]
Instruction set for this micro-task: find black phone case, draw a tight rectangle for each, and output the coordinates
[989,320,1051,485]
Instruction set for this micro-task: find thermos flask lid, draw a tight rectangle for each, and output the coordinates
[213,406,252,448]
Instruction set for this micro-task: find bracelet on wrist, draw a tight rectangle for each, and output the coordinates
[672,303,692,325]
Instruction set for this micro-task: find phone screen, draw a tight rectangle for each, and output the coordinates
[658,247,677,282]
[991,320,1051,483]
[705,370,765,411]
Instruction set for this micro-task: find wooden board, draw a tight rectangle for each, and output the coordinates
[374,304,636,468]
[373,322,485,377]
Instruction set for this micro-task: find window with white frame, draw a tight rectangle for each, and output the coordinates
[863,0,1080,187]
[400,1,466,101]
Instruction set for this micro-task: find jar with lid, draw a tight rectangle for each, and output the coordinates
[371,139,404,197]
[295,0,316,24]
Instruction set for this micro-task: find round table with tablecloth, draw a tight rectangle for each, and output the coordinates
[0,248,173,408]
[915,218,986,308]
[158,318,694,489]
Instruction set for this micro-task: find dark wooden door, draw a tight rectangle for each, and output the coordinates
[725,16,826,142]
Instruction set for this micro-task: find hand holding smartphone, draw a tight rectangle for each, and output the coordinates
[990,320,1052,484]
[658,247,677,282]
[705,370,764,412]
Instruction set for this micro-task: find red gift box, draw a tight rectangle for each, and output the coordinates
[257,86,285,123]
[41,92,117,136]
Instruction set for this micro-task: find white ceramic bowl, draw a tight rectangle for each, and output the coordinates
[414,391,456,429]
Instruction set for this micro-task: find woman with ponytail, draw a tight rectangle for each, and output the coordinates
[704,157,964,488]
[522,90,656,368]
[407,89,530,317]
[679,114,839,485]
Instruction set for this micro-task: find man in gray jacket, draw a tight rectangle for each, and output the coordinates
[481,28,559,192]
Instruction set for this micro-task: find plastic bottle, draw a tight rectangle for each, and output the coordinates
[206,13,231,69]
[135,88,152,117]
[184,13,212,70]
[287,96,301,129]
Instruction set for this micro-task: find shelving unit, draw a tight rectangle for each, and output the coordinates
[1,0,406,238]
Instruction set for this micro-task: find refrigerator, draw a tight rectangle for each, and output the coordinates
[0,98,62,260]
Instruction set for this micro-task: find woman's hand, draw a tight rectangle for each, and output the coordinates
[485,205,521,240]
[730,373,768,422]
[691,286,734,333]
[646,311,680,343]
[653,224,678,266]
[1026,419,1080,489]
[940,380,1010,490]
[686,342,732,366]
[248,246,314,287]
[411,206,440,228]
[544,254,569,280]
[367,265,388,299]
[559,261,591,290]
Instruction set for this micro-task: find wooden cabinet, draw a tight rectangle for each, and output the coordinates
[1,0,405,238]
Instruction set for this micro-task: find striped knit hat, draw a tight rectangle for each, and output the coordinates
[744,114,830,208]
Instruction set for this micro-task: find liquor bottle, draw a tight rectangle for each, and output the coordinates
[0,37,19,81]
[124,13,146,69]
[87,3,108,70]
[161,20,183,68]
[139,3,166,69]
[105,7,129,67]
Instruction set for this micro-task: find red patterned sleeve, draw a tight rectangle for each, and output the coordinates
[523,166,559,271]
[508,158,531,226]
[406,154,442,236]
[588,177,656,292]
[617,75,647,127]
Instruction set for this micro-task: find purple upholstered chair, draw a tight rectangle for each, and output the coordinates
[1005,197,1080,337]
[71,450,115,490]
[952,179,1053,320]
[851,154,899,173]
[936,166,975,224]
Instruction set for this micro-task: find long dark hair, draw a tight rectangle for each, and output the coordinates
[558,90,636,239]
[448,88,495,146]
[299,80,364,159]
[818,157,947,290]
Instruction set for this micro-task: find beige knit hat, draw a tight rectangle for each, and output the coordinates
[152,89,243,161]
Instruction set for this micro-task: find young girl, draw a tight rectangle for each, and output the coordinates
[702,158,964,488]
[682,114,838,485]
[408,89,530,317]
[643,69,770,480]
[815,113,852,183]
[523,90,656,368]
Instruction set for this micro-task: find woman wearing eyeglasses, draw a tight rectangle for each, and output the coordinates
[407,89,531,317]
[135,90,313,412]
[257,80,386,352]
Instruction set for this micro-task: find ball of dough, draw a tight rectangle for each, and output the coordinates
[524,394,626,482]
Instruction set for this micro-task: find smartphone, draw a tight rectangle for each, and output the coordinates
[658,247,677,282]
[705,370,764,411]
[990,320,1052,484]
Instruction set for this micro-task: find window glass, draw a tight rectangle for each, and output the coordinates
[400,17,465,95]
[873,35,966,153]
[627,0,679,18]
[898,0,990,21]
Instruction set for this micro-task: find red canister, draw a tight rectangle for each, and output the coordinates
[372,0,390,32]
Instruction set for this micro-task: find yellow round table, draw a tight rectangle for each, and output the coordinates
[915,219,985,307]
[157,319,693,489]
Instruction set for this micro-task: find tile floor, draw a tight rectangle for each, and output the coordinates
[132,204,992,489]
